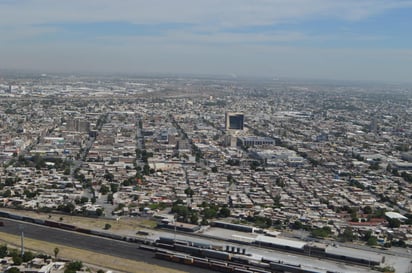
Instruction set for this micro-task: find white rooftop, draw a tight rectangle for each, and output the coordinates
[255,235,306,249]
[385,211,407,220]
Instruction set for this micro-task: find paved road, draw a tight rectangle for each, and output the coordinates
[0,218,214,273]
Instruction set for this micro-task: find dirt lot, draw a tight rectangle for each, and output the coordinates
[0,208,156,235]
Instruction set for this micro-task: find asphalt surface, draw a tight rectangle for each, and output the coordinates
[0,218,215,273]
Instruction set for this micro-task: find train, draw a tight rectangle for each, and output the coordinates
[154,251,270,273]
[161,231,380,268]
[153,249,325,273]
[152,237,325,273]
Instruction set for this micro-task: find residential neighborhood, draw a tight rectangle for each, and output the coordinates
[0,74,411,272]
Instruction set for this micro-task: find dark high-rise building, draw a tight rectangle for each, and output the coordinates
[225,112,244,130]
[66,118,90,133]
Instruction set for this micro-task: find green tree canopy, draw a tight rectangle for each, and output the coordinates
[64,261,83,273]
[340,227,354,242]
[0,245,7,258]
[218,207,231,218]
[7,267,20,273]
[22,251,35,262]
[367,236,378,246]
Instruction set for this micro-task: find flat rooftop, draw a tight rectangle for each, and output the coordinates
[255,235,306,249]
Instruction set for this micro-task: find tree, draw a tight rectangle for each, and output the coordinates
[171,204,189,222]
[292,220,303,230]
[250,161,261,171]
[311,226,332,238]
[12,255,22,265]
[350,211,359,222]
[392,168,399,176]
[0,244,7,258]
[60,202,75,214]
[5,177,15,187]
[96,208,103,216]
[24,189,37,198]
[218,207,231,218]
[387,218,401,228]
[392,240,406,248]
[401,171,412,183]
[363,230,373,241]
[63,168,70,175]
[249,216,272,229]
[75,173,86,183]
[275,177,285,187]
[340,227,354,242]
[22,251,34,262]
[110,183,118,193]
[184,187,194,198]
[7,267,20,273]
[201,218,209,225]
[32,154,46,169]
[107,193,114,204]
[369,162,380,170]
[373,208,386,218]
[143,164,150,175]
[227,174,235,185]
[104,223,111,230]
[122,179,131,186]
[190,213,199,225]
[363,206,372,214]
[65,261,83,273]
[100,185,109,195]
[104,171,114,182]
[203,207,217,220]
[226,159,240,166]
[3,189,12,198]
[54,247,59,261]
[273,195,282,208]
[405,213,412,225]
[367,236,378,246]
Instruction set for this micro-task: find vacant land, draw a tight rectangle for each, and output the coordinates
[0,208,156,235]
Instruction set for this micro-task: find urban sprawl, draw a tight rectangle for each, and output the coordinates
[0,74,411,273]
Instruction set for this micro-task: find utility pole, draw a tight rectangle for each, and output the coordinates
[173,214,177,242]
[19,224,24,257]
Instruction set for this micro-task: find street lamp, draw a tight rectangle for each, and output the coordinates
[19,224,24,257]
[173,214,177,242]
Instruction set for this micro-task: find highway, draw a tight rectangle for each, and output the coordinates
[0,218,214,273]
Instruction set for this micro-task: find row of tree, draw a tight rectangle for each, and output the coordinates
[171,200,231,225]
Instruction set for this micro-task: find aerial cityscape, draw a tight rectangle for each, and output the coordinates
[0,74,410,273]
[1,0,412,273]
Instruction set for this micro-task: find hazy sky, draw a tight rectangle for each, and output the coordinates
[1,0,412,82]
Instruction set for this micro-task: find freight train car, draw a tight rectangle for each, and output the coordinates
[269,261,320,273]
[192,257,210,269]
[174,244,203,256]
[202,249,232,260]
[325,252,380,267]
